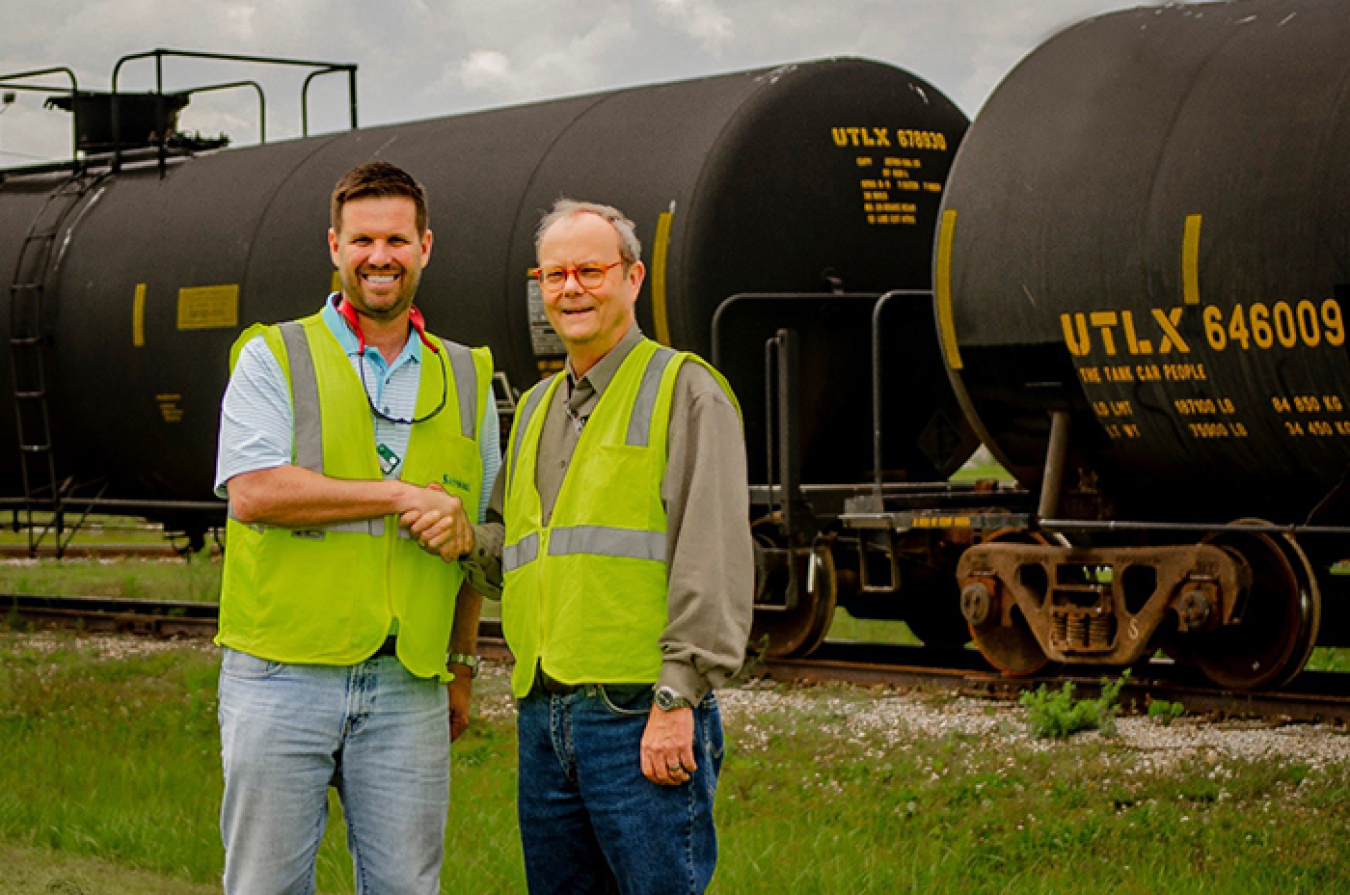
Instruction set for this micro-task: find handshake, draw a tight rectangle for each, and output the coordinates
[399,482,475,562]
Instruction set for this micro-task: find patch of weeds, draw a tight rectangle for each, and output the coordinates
[1019,670,1129,739]
[1147,698,1185,726]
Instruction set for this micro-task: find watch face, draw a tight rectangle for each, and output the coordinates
[656,687,688,710]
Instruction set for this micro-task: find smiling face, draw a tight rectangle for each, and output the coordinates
[536,211,645,377]
[328,195,433,323]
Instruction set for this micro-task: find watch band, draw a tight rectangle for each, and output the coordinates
[446,653,481,678]
[654,685,692,711]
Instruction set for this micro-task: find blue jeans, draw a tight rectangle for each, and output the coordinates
[516,685,724,895]
[218,648,450,895]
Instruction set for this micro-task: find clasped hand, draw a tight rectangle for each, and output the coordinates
[400,484,474,561]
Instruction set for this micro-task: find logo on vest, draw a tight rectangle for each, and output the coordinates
[440,473,471,494]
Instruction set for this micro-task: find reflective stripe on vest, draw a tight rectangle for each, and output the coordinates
[502,531,539,571]
[446,342,480,441]
[626,347,676,447]
[501,525,666,572]
[549,525,665,560]
[280,322,322,473]
[508,378,552,492]
[502,346,676,570]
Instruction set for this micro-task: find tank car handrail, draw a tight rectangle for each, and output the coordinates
[182,80,266,144]
[712,291,886,541]
[110,48,358,173]
[871,290,935,496]
[301,66,359,136]
[709,291,885,368]
[709,290,941,500]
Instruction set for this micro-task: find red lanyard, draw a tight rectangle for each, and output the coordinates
[335,297,440,354]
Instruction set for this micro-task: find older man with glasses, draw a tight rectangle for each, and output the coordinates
[412,198,753,894]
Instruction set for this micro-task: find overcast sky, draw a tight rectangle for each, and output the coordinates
[0,0,1197,164]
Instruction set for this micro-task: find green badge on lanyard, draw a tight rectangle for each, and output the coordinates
[377,443,401,476]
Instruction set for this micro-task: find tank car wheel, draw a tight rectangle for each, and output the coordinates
[1175,524,1321,690]
[902,570,971,649]
[969,606,1051,676]
[966,529,1056,677]
[751,533,838,658]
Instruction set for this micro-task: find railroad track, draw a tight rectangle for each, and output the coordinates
[0,543,219,559]
[4,594,1347,724]
[762,642,1350,725]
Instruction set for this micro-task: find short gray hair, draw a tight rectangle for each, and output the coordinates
[535,199,642,268]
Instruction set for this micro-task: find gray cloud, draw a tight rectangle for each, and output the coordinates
[654,0,736,53]
[0,0,1194,164]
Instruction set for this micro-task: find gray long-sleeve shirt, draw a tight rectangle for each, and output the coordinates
[463,325,754,702]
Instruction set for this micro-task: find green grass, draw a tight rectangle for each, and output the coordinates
[0,553,222,602]
[1,629,1347,894]
[823,608,921,644]
[0,636,225,890]
[0,842,222,895]
[0,514,200,548]
[948,446,1015,484]
[712,684,1350,894]
[0,630,523,893]
[1310,648,1350,673]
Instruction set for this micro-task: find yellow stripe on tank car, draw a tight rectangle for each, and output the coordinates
[1182,214,1202,305]
[935,209,964,371]
[652,205,674,345]
[132,283,147,347]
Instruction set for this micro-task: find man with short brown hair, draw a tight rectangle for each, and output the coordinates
[214,160,495,894]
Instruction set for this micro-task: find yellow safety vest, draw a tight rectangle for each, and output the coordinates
[217,310,492,681]
[500,338,736,699]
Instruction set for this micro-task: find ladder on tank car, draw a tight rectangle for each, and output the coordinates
[9,170,110,556]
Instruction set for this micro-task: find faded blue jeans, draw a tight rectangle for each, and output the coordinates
[516,685,724,895]
[217,647,449,895]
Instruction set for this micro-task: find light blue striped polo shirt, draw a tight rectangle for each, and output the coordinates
[214,294,500,523]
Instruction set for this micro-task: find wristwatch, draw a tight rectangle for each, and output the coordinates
[654,686,692,711]
[446,653,481,679]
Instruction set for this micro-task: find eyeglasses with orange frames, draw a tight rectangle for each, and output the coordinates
[530,260,623,293]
